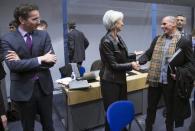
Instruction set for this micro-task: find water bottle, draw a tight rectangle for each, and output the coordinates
[71,71,76,80]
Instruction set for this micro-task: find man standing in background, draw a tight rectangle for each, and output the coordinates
[176,15,191,40]
[8,20,18,32]
[1,4,56,131]
[67,21,89,65]
[37,20,48,30]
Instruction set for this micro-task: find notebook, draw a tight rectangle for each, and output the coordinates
[68,80,90,90]
[168,48,183,73]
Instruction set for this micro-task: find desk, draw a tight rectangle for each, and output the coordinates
[61,70,148,131]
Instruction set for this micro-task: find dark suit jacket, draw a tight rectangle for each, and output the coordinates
[0,64,5,116]
[99,32,132,84]
[0,42,6,116]
[0,88,5,116]
[0,42,6,80]
[68,29,89,63]
[0,30,55,101]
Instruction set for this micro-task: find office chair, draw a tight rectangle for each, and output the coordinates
[59,63,82,78]
[107,100,135,131]
[79,66,85,77]
[90,59,102,71]
[59,64,72,78]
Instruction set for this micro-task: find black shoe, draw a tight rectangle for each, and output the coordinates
[122,128,128,131]
[145,126,152,131]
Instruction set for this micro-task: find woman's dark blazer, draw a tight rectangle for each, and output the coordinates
[99,32,132,84]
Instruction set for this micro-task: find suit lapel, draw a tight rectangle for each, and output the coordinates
[107,32,128,56]
[117,35,128,55]
[15,31,31,55]
[107,33,119,50]
[31,31,41,56]
[175,37,182,51]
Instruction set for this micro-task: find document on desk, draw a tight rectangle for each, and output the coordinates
[55,77,72,86]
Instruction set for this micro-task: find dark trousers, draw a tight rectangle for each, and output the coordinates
[0,121,4,131]
[0,81,5,131]
[189,91,195,131]
[100,80,127,131]
[145,84,174,131]
[189,106,195,131]
[77,62,83,66]
[15,80,54,131]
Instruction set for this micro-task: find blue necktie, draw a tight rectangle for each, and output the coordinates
[25,33,32,50]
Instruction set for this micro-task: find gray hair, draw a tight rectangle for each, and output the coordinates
[103,10,124,31]
[164,16,176,24]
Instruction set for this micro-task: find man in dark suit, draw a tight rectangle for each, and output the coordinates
[9,20,18,32]
[189,29,195,131]
[37,20,48,30]
[138,16,194,131]
[176,15,191,40]
[1,4,57,131]
[68,21,89,65]
[0,41,7,131]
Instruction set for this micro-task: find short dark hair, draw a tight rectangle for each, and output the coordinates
[68,21,76,29]
[176,15,185,18]
[40,20,48,27]
[9,20,18,27]
[14,4,39,25]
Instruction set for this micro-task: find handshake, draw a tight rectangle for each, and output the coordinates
[130,61,140,71]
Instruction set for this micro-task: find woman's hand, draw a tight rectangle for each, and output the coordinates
[170,73,176,80]
[131,61,140,70]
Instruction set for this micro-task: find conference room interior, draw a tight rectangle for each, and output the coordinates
[0,0,195,131]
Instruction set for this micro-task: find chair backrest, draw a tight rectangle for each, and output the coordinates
[59,63,82,78]
[59,64,72,78]
[107,100,135,131]
[90,59,102,71]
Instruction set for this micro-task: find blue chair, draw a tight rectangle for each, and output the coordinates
[107,100,135,131]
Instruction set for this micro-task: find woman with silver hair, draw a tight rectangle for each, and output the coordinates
[99,10,140,131]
